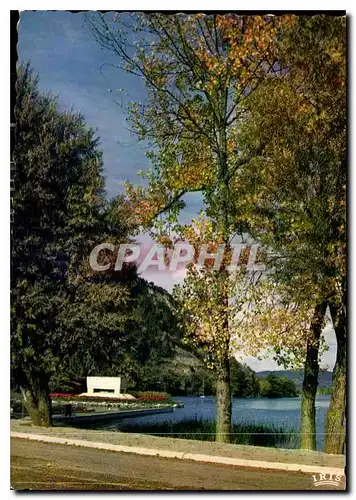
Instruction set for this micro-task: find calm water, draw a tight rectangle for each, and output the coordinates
[97,395,331,451]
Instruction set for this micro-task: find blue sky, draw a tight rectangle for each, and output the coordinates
[17,11,204,213]
[18,11,150,198]
[17,11,336,372]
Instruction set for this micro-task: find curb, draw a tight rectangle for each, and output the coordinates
[11,432,345,476]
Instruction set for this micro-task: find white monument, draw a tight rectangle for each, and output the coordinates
[80,376,135,399]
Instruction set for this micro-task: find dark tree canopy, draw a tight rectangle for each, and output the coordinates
[11,64,181,425]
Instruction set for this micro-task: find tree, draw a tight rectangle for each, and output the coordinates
[234,15,346,451]
[232,274,330,448]
[87,12,293,443]
[258,374,297,398]
[230,358,259,397]
[12,64,185,426]
[280,377,298,398]
[324,301,346,453]
[12,64,110,425]
[265,374,282,398]
[173,262,238,439]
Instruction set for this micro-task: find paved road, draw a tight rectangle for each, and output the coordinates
[11,438,345,491]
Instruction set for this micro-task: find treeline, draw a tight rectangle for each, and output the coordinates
[133,357,298,398]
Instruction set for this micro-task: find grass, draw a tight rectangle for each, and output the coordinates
[117,418,300,449]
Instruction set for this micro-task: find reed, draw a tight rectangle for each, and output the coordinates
[118,418,300,449]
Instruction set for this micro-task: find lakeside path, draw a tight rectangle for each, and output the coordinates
[11,420,345,471]
[11,438,346,491]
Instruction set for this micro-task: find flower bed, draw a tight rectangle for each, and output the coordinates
[129,391,170,401]
[50,392,173,411]
[51,393,77,399]
[50,391,171,402]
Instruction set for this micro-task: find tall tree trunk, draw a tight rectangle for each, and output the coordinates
[215,89,232,444]
[300,301,326,450]
[216,355,232,443]
[215,262,232,443]
[20,372,52,427]
[324,302,346,454]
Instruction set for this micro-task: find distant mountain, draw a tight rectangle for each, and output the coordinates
[169,348,334,390]
[255,370,333,389]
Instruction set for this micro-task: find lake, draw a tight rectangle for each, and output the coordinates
[94,395,331,451]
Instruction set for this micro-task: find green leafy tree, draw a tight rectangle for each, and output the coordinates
[12,64,111,425]
[230,358,259,397]
[258,378,271,397]
[259,374,297,398]
[12,65,182,424]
